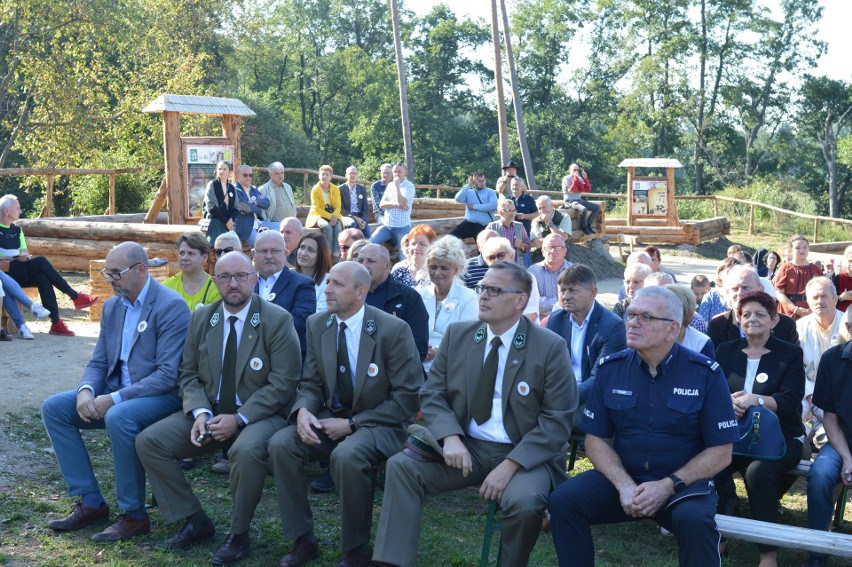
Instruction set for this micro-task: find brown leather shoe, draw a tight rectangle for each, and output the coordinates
[48,502,109,531]
[212,532,250,565]
[279,536,320,567]
[336,547,373,567]
[92,514,150,542]
[159,517,216,550]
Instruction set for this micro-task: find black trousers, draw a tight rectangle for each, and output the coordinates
[8,256,76,323]
[450,220,488,241]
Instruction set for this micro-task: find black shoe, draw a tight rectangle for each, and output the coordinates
[310,470,335,493]
[178,458,195,471]
[212,532,250,565]
[159,517,216,550]
[0,329,11,341]
[581,225,593,235]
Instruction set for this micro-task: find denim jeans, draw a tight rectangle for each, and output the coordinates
[369,225,411,259]
[42,389,181,515]
[807,443,844,557]
[0,270,32,327]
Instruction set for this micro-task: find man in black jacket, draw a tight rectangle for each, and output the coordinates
[707,265,798,348]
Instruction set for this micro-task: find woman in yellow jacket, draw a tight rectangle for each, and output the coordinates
[305,165,343,260]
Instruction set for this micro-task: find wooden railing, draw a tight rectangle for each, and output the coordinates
[0,167,143,217]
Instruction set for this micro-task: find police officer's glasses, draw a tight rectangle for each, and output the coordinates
[625,310,674,324]
[474,285,523,297]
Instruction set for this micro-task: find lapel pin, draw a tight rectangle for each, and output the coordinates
[756,372,768,384]
[327,315,335,328]
[517,381,530,396]
[210,312,220,327]
[513,333,527,350]
[267,292,276,302]
[365,320,376,335]
[250,313,260,327]
[512,358,519,365]
[250,357,263,371]
[474,327,486,343]
[195,303,204,311]
[137,321,148,333]
[367,363,379,377]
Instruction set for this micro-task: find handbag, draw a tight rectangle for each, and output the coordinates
[733,406,786,460]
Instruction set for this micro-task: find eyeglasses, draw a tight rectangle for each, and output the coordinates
[100,262,142,281]
[543,246,565,251]
[240,173,252,177]
[214,247,235,257]
[254,248,283,256]
[474,285,523,297]
[485,252,509,262]
[214,272,256,284]
[625,310,675,324]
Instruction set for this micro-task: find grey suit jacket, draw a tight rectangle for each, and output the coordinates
[292,305,421,439]
[179,295,302,423]
[421,317,577,477]
[79,277,190,400]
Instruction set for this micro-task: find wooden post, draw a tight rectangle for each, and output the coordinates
[162,110,183,224]
[714,197,719,217]
[626,167,634,227]
[666,167,678,224]
[302,173,309,204]
[108,173,116,215]
[814,219,819,243]
[40,174,54,218]
[221,115,241,170]
[748,204,755,235]
[144,177,169,224]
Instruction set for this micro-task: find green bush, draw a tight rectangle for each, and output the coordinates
[70,173,149,215]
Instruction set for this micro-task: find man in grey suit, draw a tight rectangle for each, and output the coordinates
[42,242,190,542]
[372,261,578,567]
[136,251,302,565]
[272,261,422,567]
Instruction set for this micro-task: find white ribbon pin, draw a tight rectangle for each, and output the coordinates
[137,321,148,333]
[367,363,379,377]
[195,303,204,311]
[517,381,530,396]
[250,357,263,371]
[267,292,276,302]
[756,372,768,384]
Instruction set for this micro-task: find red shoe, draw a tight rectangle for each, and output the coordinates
[73,292,99,310]
[49,320,76,336]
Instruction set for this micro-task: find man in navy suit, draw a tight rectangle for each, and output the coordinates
[252,230,316,356]
[42,242,191,542]
[546,264,626,424]
[339,165,371,238]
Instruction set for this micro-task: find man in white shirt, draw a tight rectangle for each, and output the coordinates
[369,162,415,259]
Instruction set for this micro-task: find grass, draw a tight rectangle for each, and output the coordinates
[2,409,851,566]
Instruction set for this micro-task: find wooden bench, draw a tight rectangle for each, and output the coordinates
[716,514,852,558]
[613,233,639,262]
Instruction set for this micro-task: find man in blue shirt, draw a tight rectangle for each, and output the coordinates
[450,172,497,241]
[42,242,191,542]
[370,163,392,228]
[548,286,738,566]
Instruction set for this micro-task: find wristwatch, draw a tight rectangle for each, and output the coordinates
[349,417,357,433]
[668,474,686,494]
[757,396,765,407]
[235,415,247,431]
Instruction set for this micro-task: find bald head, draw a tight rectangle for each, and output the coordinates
[356,244,391,290]
[724,265,762,311]
[279,217,303,253]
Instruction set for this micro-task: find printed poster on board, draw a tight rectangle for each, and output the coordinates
[632,178,667,216]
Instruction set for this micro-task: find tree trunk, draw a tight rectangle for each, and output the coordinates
[390,0,415,181]
[498,0,535,190]
[491,0,509,167]
[694,0,706,195]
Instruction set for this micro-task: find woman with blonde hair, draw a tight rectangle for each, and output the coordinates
[305,165,343,260]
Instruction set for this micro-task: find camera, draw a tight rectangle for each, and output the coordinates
[324,204,334,214]
[197,430,213,444]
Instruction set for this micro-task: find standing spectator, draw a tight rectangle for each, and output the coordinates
[487,199,530,266]
[774,234,823,320]
[714,291,806,565]
[162,232,221,312]
[529,196,572,264]
[450,172,497,240]
[509,177,537,237]
[306,165,343,260]
[203,161,238,246]
[234,165,269,247]
[462,229,499,289]
[295,232,333,313]
[258,161,296,225]
[370,162,416,259]
[42,243,190,542]
[370,163,393,228]
[803,308,852,567]
[561,164,600,234]
[528,234,571,319]
[416,236,478,373]
[612,263,652,320]
[0,194,99,337]
[391,225,436,288]
[494,159,525,198]
[339,165,371,238]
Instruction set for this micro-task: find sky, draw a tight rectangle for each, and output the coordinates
[411,0,851,83]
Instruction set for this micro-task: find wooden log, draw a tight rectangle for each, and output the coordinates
[145,177,169,224]
[28,237,177,260]
[18,219,196,244]
[0,167,142,176]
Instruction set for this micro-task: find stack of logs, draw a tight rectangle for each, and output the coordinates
[88,260,170,322]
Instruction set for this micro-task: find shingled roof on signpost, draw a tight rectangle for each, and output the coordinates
[142,94,256,117]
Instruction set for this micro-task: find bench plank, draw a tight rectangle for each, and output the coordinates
[716,514,852,558]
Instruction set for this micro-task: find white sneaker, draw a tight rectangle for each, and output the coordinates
[17,323,34,340]
[30,303,50,318]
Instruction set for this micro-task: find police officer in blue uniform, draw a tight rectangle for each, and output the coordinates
[548,286,738,566]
